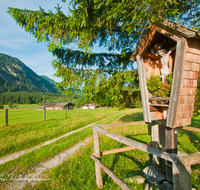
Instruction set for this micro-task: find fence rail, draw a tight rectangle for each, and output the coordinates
[0,107,110,126]
[92,122,200,190]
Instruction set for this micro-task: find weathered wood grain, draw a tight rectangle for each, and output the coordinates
[91,155,132,190]
[182,126,200,133]
[136,56,151,123]
[93,126,178,163]
[167,38,187,128]
[93,130,103,188]
[184,62,199,71]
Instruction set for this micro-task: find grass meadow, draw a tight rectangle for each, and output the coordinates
[0,106,199,189]
[0,106,111,126]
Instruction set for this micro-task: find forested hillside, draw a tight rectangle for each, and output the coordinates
[0,53,58,93]
[0,91,86,108]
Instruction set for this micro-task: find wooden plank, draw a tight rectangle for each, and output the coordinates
[160,20,196,38]
[184,62,199,71]
[151,124,160,166]
[99,121,146,128]
[136,56,151,123]
[159,124,166,150]
[149,97,170,101]
[185,52,200,63]
[93,130,103,188]
[179,152,200,166]
[176,111,193,119]
[179,95,195,104]
[101,144,152,156]
[149,104,169,108]
[175,118,191,127]
[101,147,137,156]
[139,25,157,57]
[173,162,191,190]
[167,38,187,128]
[180,87,196,96]
[130,25,157,61]
[93,126,178,163]
[91,155,132,190]
[155,26,182,42]
[173,152,200,190]
[186,38,200,55]
[177,103,194,112]
[150,111,164,121]
[182,71,199,79]
[181,79,197,87]
[182,126,200,133]
[165,127,178,182]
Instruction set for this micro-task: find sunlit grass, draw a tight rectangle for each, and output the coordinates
[31,124,151,190]
[0,109,199,189]
[0,109,122,157]
[0,107,107,126]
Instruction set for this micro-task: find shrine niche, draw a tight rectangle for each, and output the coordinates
[130,20,200,128]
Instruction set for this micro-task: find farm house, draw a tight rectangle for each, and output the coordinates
[82,103,99,109]
[39,102,75,110]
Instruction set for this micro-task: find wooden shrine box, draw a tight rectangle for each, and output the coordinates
[130,20,200,128]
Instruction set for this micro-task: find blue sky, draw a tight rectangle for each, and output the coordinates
[0,0,71,82]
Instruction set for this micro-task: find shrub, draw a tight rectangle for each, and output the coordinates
[146,73,173,97]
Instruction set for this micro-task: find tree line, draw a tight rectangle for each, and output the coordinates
[0,91,86,108]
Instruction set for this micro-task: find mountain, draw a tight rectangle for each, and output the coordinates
[40,75,56,85]
[0,53,58,93]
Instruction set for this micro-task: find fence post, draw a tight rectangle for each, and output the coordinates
[151,123,160,166]
[77,108,79,116]
[5,108,8,126]
[43,108,46,121]
[65,108,67,118]
[93,129,103,188]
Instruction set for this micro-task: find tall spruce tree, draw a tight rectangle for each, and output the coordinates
[7,0,200,106]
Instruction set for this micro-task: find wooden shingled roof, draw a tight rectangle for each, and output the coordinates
[40,102,75,108]
[130,19,200,62]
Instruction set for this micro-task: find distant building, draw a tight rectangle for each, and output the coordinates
[82,103,99,109]
[38,102,75,110]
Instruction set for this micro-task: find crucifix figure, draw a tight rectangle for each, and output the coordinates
[151,44,175,82]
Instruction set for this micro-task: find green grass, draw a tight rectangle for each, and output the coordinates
[0,109,132,189]
[0,109,199,189]
[3,104,40,109]
[0,107,107,126]
[0,127,94,183]
[31,112,200,190]
[0,109,122,157]
[31,124,151,190]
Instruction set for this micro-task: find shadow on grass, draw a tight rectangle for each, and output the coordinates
[191,116,200,129]
[102,150,151,186]
[119,112,144,123]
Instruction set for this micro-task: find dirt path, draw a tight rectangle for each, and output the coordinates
[1,110,133,189]
[4,137,92,190]
[0,114,117,165]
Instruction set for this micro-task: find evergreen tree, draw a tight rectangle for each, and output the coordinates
[7,0,200,105]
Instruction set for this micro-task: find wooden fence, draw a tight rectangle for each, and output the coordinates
[2,107,109,126]
[92,122,200,190]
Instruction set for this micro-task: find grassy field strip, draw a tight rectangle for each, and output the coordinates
[3,137,93,190]
[0,111,124,165]
[108,108,143,124]
[0,108,106,126]
[31,124,151,190]
[0,110,131,189]
[0,109,120,157]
